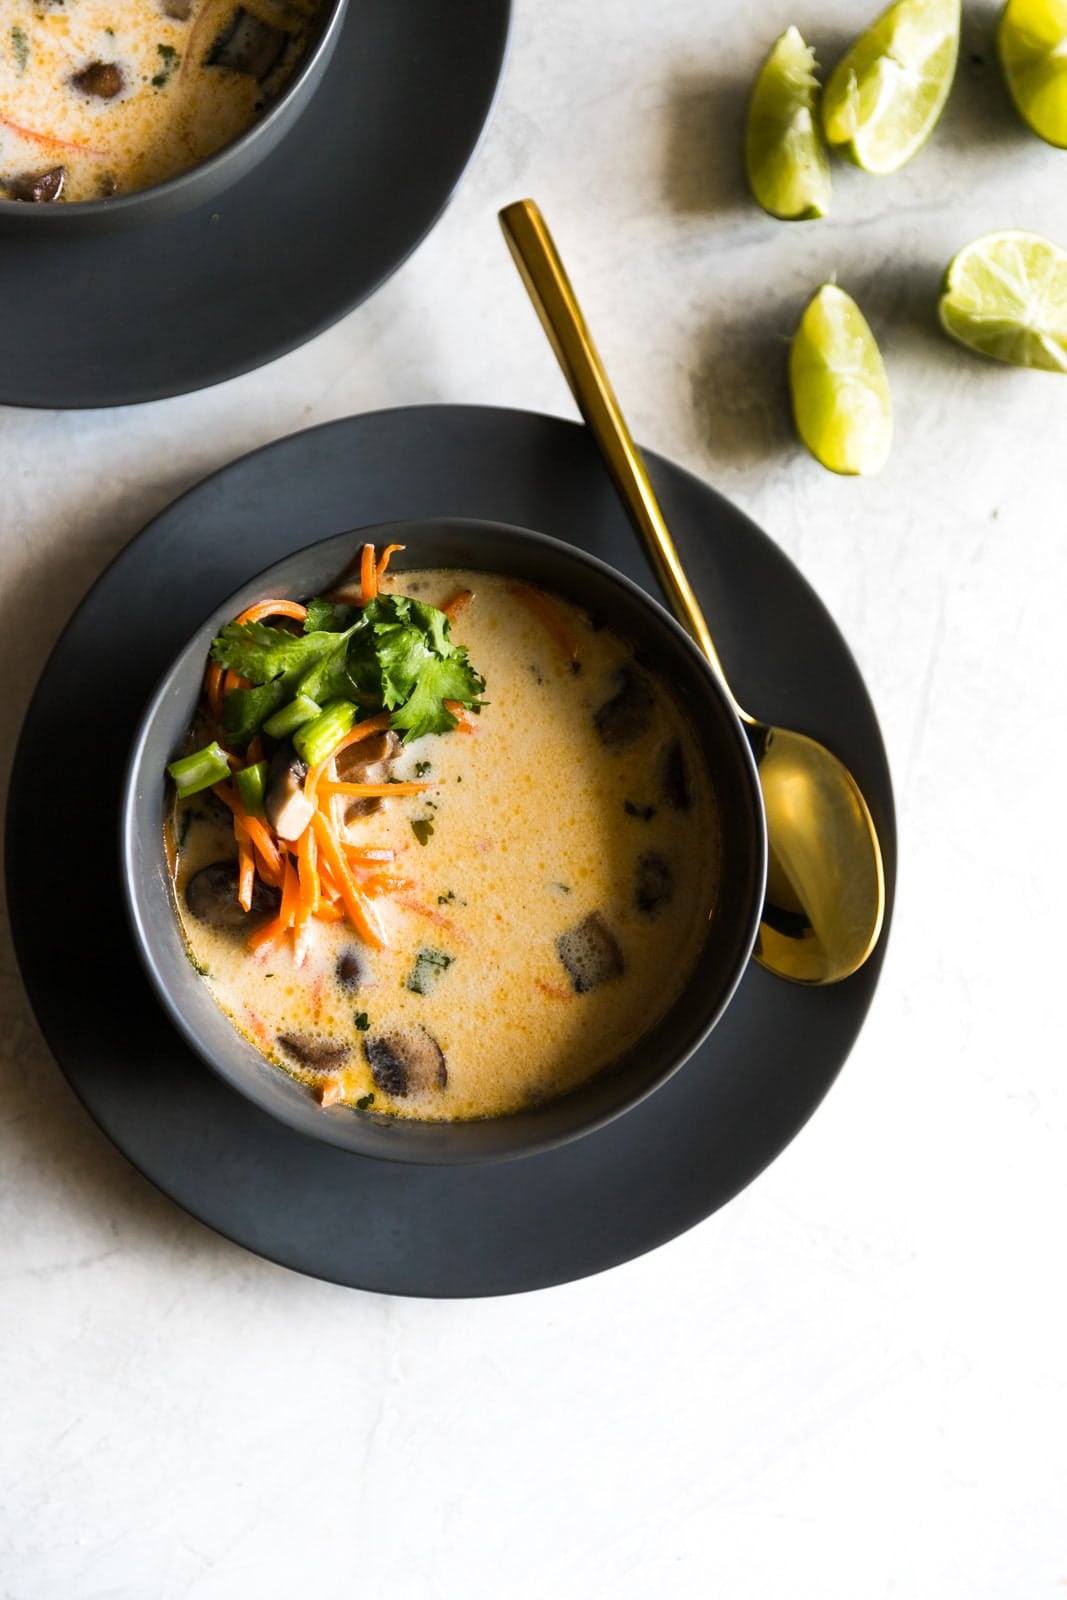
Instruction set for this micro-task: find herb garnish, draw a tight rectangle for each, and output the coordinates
[152,43,179,88]
[414,760,432,778]
[11,26,29,75]
[406,947,454,995]
[211,592,484,746]
[355,1093,375,1110]
[354,1011,370,1031]
[411,818,434,846]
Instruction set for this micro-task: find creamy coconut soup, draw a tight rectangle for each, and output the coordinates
[167,549,721,1121]
[0,0,323,203]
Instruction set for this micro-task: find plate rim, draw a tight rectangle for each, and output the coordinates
[5,403,896,1297]
[0,0,513,409]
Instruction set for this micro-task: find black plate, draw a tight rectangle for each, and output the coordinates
[6,406,896,1297]
[0,1,511,409]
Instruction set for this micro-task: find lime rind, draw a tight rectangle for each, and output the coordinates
[789,284,893,475]
[745,26,832,220]
[822,0,962,173]
[998,0,1067,147]
[939,230,1067,371]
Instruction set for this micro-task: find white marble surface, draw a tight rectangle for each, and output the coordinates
[2,1,1066,1594]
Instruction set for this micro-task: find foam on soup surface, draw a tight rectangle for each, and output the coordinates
[0,1,322,203]
[172,571,721,1121]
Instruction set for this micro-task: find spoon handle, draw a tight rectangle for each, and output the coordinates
[499,198,740,714]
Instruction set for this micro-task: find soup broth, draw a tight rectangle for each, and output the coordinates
[172,569,721,1121]
[0,0,322,203]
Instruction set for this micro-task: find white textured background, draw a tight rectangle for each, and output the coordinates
[2,1,1065,1596]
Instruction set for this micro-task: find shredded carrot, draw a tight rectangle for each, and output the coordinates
[535,978,574,1001]
[343,848,396,865]
[376,544,405,583]
[0,114,108,156]
[214,784,285,884]
[250,839,284,889]
[247,734,265,765]
[295,824,320,924]
[508,581,580,669]
[245,1012,273,1051]
[360,544,378,606]
[248,856,300,953]
[395,895,468,938]
[312,813,387,950]
[320,780,432,798]
[357,873,414,897]
[442,588,474,622]
[313,900,345,923]
[242,818,284,883]
[222,668,249,698]
[235,598,309,627]
[236,828,256,913]
[204,661,225,720]
[444,699,478,732]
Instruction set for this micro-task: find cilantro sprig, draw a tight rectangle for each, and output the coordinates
[210,593,484,746]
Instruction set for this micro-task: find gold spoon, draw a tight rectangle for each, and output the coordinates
[499,197,885,985]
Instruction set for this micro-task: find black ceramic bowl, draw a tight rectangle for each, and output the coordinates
[121,517,767,1164]
[0,0,348,234]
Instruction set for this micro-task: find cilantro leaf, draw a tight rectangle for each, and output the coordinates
[210,588,484,747]
[391,655,483,739]
[210,621,337,684]
[345,595,484,741]
[222,681,292,744]
[304,599,358,633]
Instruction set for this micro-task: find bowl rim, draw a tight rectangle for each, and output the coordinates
[120,514,768,1165]
[0,0,348,221]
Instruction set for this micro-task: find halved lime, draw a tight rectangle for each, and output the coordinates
[998,0,1067,147]
[745,27,832,220]
[822,0,962,173]
[939,230,1067,370]
[789,284,892,475]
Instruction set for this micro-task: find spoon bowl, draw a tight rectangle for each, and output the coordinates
[499,197,885,985]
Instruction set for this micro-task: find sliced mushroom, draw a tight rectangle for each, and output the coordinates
[336,731,401,822]
[335,947,368,992]
[634,851,673,916]
[264,743,314,841]
[593,667,655,749]
[8,166,66,203]
[208,8,289,79]
[277,1033,351,1075]
[556,911,625,993]
[364,1027,447,1097]
[71,61,125,99]
[162,0,193,17]
[184,861,280,929]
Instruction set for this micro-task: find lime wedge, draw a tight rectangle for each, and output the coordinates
[745,27,832,220]
[938,230,1067,370]
[998,0,1067,147]
[822,0,962,173]
[789,284,892,475]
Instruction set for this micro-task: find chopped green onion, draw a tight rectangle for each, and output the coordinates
[234,760,268,817]
[167,741,231,799]
[263,693,321,739]
[293,698,358,768]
